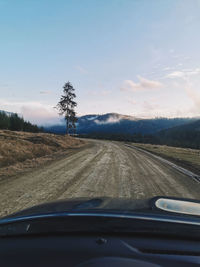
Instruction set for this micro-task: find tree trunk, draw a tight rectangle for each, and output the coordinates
[66,116,69,135]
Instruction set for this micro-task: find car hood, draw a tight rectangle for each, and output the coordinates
[5,197,150,218]
[5,196,200,219]
[1,197,200,238]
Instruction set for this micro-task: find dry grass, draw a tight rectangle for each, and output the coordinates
[0,130,86,178]
[131,143,200,175]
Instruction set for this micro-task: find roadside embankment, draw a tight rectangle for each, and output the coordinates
[0,130,86,179]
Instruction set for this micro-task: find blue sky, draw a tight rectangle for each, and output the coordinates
[0,0,200,125]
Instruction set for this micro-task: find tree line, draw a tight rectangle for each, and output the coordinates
[0,111,44,133]
[77,132,158,143]
[78,127,200,150]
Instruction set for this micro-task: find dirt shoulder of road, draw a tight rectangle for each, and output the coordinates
[129,142,200,176]
[0,130,88,180]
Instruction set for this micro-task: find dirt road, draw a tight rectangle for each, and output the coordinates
[1,140,200,216]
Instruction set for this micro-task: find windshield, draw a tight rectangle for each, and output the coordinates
[0,0,200,219]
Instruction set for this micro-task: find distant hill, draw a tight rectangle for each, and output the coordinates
[157,119,200,149]
[45,113,197,135]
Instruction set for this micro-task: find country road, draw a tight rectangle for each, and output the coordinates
[1,140,200,217]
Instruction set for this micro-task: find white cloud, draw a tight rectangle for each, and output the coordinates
[166,71,186,78]
[121,76,163,92]
[166,68,200,79]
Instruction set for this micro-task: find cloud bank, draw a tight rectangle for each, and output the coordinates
[121,76,163,92]
[94,116,121,124]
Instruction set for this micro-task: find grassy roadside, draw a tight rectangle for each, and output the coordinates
[0,130,86,179]
[130,143,200,176]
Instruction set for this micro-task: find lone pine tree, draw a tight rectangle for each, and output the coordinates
[56,82,77,135]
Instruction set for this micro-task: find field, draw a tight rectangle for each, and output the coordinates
[0,130,85,179]
[131,143,200,175]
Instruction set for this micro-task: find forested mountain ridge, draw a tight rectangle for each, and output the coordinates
[45,113,197,135]
[157,119,200,148]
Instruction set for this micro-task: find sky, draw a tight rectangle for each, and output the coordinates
[0,0,200,125]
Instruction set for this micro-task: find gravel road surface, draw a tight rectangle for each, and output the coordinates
[1,140,200,217]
